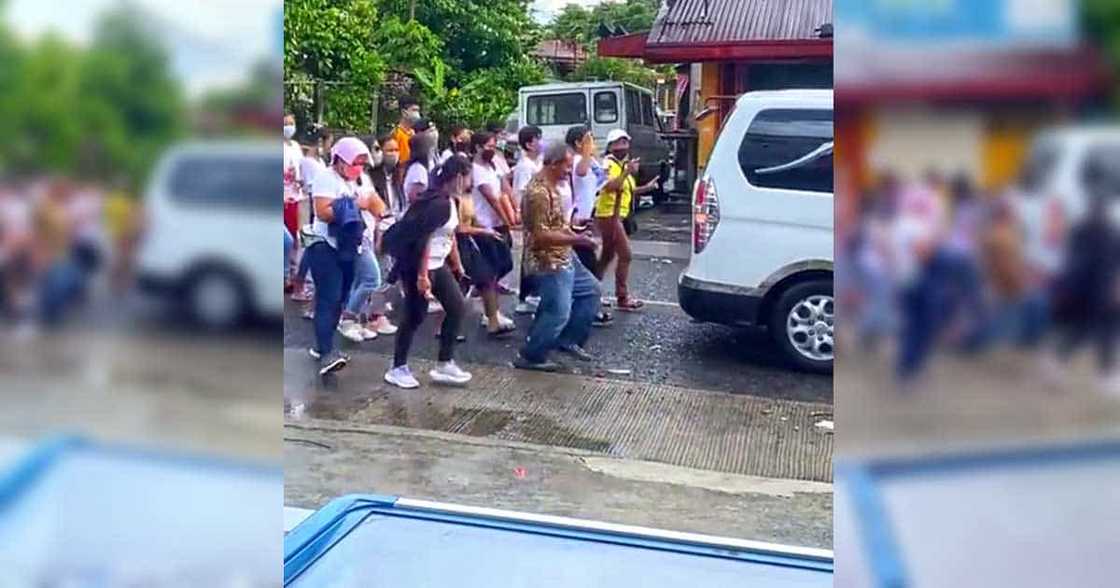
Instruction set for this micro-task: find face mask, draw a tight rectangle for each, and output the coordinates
[482,149,496,162]
[404,111,421,124]
[370,151,384,168]
[341,162,363,181]
[283,125,296,139]
[454,141,470,153]
[384,154,399,168]
[611,148,629,160]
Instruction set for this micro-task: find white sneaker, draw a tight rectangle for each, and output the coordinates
[384,366,420,389]
[359,324,378,341]
[308,348,320,360]
[384,301,394,313]
[429,360,472,385]
[428,300,444,314]
[372,315,398,335]
[481,312,516,328]
[338,319,365,343]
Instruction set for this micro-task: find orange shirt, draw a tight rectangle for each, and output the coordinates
[391,125,415,166]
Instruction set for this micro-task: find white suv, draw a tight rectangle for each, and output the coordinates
[136,141,282,328]
[678,90,834,373]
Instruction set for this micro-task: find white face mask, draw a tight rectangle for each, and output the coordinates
[283,125,296,139]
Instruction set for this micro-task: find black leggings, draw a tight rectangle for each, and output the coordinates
[394,265,465,367]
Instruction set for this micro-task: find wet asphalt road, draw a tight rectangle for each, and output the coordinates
[284,206,831,404]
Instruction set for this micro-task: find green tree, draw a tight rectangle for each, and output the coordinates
[379,0,542,72]
[545,0,667,89]
[77,5,185,187]
[284,0,386,130]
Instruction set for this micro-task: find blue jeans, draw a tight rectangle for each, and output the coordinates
[39,259,86,326]
[345,247,382,315]
[521,257,601,363]
[305,242,355,356]
[283,226,294,278]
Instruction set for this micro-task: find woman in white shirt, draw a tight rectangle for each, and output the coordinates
[403,125,439,204]
[383,156,474,389]
[306,137,386,376]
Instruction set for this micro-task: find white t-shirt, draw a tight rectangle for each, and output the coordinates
[571,154,601,222]
[299,155,325,199]
[427,200,459,270]
[494,152,511,180]
[437,148,454,166]
[471,162,503,229]
[512,154,543,201]
[556,179,574,222]
[404,163,430,200]
[311,167,360,249]
[283,140,302,200]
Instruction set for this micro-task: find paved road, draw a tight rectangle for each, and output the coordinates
[284,207,831,404]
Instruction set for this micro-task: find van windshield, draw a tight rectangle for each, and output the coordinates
[527,93,588,126]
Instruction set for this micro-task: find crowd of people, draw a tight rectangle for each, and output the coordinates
[839,153,1120,396]
[0,179,135,333]
[283,97,655,387]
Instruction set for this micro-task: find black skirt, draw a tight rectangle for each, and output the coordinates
[457,233,513,286]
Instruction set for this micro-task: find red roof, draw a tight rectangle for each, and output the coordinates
[649,0,832,46]
[599,0,832,63]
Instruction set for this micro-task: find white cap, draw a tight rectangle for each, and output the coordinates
[605,129,631,147]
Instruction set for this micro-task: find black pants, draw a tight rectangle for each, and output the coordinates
[394,265,465,367]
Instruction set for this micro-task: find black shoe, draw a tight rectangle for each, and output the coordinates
[512,354,561,372]
[559,344,593,362]
[318,350,350,376]
[593,311,613,327]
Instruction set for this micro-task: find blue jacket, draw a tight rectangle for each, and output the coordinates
[329,197,366,261]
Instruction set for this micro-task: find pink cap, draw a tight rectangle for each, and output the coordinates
[330,137,371,165]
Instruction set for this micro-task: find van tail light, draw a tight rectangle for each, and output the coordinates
[693,177,720,254]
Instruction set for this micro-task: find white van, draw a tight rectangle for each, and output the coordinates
[136,141,282,329]
[678,90,834,373]
[518,81,670,186]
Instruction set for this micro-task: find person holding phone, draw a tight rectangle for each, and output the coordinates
[594,129,658,312]
[566,125,613,327]
[514,141,602,371]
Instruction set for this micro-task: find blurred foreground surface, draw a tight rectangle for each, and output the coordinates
[835,0,1120,586]
[0,0,283,582]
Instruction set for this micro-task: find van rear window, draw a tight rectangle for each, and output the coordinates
[170,156,280,210]
[527,93,587,126]
[738,109,833,194]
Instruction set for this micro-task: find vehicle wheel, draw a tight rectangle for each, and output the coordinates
[768,280,833,374]
[184,268,250,330]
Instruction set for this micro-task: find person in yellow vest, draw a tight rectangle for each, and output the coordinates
[594,129,658,312]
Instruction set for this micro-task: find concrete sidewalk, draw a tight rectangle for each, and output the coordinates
[836,347,1120,457]
[283,421,833,549]
[285,350,834,482]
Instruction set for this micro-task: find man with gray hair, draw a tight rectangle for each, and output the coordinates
[513,142,601,371]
